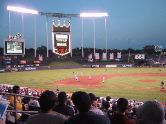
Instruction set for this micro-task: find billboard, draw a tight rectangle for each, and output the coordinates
[52,21,71,56]
[3,60,12,65]
[19,60,27,65]
[135,54,145,59]
[4,41,25,55]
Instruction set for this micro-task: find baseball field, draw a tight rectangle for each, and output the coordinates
[0,67,166,101]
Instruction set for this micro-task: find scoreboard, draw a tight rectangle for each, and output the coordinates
[4,34,25,55]
[52,21,71,56]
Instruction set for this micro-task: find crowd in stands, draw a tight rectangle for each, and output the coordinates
[0,84,42,97]
[0,84,166,124]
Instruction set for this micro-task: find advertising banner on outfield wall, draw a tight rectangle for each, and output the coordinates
[106,65,117,68]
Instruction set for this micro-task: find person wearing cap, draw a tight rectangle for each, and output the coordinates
[88,93,104,115]
[136,101,166,124]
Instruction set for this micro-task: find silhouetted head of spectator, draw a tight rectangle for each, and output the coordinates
[117,98,128,113]
[22,97,30,104]
[106,96,111,102]
[88,93,97,102]
[137,101,166,124]
[103,101,110,109]
[58,91,67,105]
[8,87,12,93]
[12,85,20,94]
[88,93,98,107]
[39,90,56,112]
[71,91,91,113]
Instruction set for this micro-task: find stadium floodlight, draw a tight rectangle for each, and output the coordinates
[7,5,38,15]
[80,12,108,18]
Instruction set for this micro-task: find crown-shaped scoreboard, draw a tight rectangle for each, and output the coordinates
[52,20,71,56]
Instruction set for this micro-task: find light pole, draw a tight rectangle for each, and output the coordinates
[34,16,37,57]
[80,12,108,58]
[8,11,11,36]
[93,19,96,56]
[81,17,84,57]
[46,16,49,58]
[104,17,108,54]
[7,5,38,57]
[21,14,24,38]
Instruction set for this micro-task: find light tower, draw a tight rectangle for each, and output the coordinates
[80,12,109,58]
[7,5,38,57]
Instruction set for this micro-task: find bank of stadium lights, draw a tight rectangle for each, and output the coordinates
[7,5,38,15]
[80,12,108,17]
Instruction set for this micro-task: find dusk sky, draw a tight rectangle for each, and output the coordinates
[0,0,166,49]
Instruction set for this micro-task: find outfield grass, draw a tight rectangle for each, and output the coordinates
[0,67,166,101]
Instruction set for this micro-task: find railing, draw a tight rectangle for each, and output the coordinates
[0,92,39,123]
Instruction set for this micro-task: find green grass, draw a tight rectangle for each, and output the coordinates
[0,68,166,101]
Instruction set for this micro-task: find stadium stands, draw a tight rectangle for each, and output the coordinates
[0,84,166,124]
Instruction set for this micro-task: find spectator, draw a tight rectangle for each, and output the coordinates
[88,93,104,115]
[106,96,111,102]
[111,98,135,124]
[136,101,166,124]
[28,98,40,111]
[26,90,66,124]
[8,85,23,121]
[65,91,110,124]
[8,85,22,111]
[53,91,74,117]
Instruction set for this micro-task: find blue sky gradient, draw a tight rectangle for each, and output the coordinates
[0,0,166,49]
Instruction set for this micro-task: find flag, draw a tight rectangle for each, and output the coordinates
[117,52,121,59]
[102,53,107,61]
[95,53,100,60]
[109,53,114,60]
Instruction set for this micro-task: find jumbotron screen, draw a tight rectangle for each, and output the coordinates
[52,33,70,56]
[4,41,25,55]
[56,34,68,47]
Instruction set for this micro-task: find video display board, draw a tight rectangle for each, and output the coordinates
[56,34,68,47]
[4,41,25,55]
[52,21,71,56]
[52,33,71,56]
